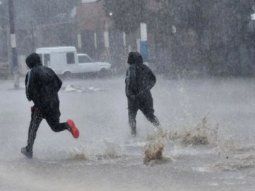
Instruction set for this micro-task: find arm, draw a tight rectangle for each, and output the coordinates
[55,74,62,92]
[25,71,34,101]
[49,68,62,92]
[136,66,156,97]
[125,66,137,99]
[147,68,156,90]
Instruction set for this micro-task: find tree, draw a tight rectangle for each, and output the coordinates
[104,0,254,76]
[148,0,255,76]
[205,0,254,75]
[146,0,208,75]
[28,0,80,24]
[0,0,8,61]
[14,0,80,53]
[103,0,146,33]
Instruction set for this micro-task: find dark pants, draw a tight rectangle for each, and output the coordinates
[26,106,68,152]
[128,93,160,131]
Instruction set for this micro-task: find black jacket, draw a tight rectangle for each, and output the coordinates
[125,52,156,99]
[25,53,62,114]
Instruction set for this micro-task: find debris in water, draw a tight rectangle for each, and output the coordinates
[70,147,88,160]
[64,84,104,93]
[64,84,82,92]
[144,142,164,164]
[144,129,167,164]
[88,86,103,92]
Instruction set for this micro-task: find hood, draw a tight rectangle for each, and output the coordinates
[127,52,143,65]
[26,53,42,69]
[96,61,111,66]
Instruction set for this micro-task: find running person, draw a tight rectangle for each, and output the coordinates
[125,52,160,136]
[21,53,79,158]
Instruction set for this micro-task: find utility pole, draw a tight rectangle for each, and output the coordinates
[8,0,19,89]
[31,21,35,51]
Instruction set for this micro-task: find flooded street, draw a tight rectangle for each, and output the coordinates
[1,77,255,191]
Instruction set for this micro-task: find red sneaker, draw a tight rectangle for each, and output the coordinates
[67,119,79,138]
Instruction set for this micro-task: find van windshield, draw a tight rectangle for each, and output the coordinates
[78,55,92,63]
[44,54,50,66]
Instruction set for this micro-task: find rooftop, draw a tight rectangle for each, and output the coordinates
[82,0,98,3]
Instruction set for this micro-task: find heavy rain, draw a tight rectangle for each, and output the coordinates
[1,0,255,190]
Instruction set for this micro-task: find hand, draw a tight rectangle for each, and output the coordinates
[136,91,145,98]
[26,96,32,101]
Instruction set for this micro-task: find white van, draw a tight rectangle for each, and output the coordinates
[36,46,78,76]
[36,46,111,76]
[77,53,111,73]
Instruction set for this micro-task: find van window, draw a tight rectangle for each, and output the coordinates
[44,54,50,66]
[78,55,92,63]
[66,52,75,64]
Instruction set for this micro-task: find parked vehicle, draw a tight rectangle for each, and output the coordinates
[36,46,111,77]
[77,53,111,74]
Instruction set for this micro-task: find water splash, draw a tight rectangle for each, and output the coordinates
[144,129,168,164]
[96,141,122,160]
[69,147,88,160]
[168,116,219,146]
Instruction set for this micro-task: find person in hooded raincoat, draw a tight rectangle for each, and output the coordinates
[125,52,160,136]
[21,53,80,158]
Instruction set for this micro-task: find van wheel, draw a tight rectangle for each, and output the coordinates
[98,68,108,78]
[63,71,72,79]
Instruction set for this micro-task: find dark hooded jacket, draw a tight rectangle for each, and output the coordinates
[25,53,62,115]
[125,52,156,99]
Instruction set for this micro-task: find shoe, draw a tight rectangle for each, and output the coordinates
[21,147,33,159]
[131,127,136,137]
[67,119,79,138]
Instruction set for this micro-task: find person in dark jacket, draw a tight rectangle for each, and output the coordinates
[125,52,160,136]
[21,53,79,158]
